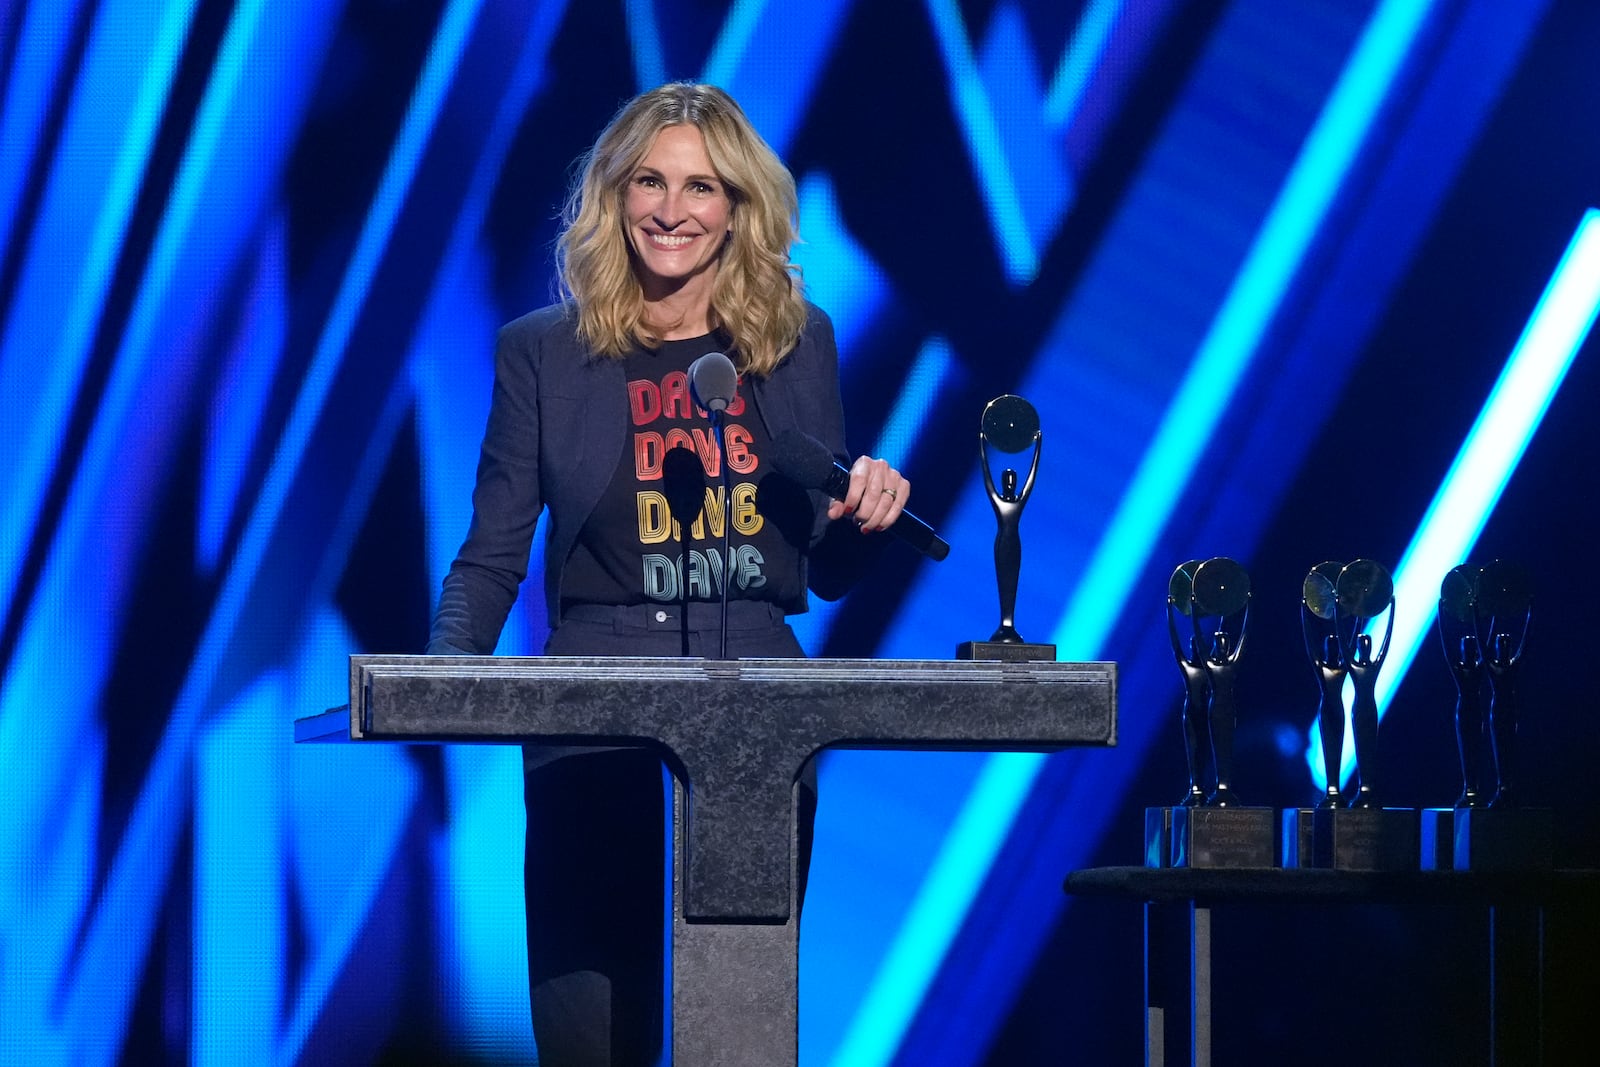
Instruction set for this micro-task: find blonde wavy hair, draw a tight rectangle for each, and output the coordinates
[556,83,807,376]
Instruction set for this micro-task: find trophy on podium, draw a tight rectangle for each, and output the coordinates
[1149,557,1274,868]
[958,395,1056,662]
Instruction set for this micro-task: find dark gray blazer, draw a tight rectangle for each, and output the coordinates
[428,301,876,655]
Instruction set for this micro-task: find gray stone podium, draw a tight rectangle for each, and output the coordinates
[304,654,1117,1065]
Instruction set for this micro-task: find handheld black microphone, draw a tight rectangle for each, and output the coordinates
[688,351,738,414]
[770,430,950,562]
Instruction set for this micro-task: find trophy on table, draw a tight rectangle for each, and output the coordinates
[1336,558,1394,810]
[1439,564,1488,810]
[1295,558,1415,869]
[1434,560,1551,869]
[958,395,1056,662]
[1476,559,1532,809]
[1166,561,1213,809]
[1149,557,1275,868]
[1301,561,1349,809]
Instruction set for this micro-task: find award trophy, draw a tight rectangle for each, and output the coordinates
[1310,559,1415,869]
[1170,560,1213,809]
[1422,564,1488,867]
[1338,558,1394,809]
[1305,561,1349,808]
[1447,560,1551,869]
[957,395,1056,662]
[1440,564,1488,808]
[1149,557,1275,868]
[1148,561,1209,865]
[1282,561,1348,867]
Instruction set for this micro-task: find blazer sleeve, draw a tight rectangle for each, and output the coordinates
[791,306,892,602]
[427,316,546,654]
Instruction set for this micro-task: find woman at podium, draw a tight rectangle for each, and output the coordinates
[427,82,907,1066]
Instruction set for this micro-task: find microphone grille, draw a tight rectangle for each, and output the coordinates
[688,351,738,412]
[769,429,836,490]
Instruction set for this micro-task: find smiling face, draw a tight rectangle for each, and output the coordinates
[625,124,733,310]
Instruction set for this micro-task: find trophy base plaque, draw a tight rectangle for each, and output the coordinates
[956,640,1057,662]
[1453,808,1554,870]
[1144,807,1175,868]
[1311,807,1418,870]
[1171,806,1277,868]
[1280,808,1315,868]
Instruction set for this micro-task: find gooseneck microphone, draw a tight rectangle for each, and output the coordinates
[688,351,739,657]
[688,351,738,415]
[770,430,951,562]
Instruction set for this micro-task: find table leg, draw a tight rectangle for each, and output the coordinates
[1490,904,1543,1066]
[1146,901,1210,1067]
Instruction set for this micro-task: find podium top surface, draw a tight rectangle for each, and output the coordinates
[343,654,1116,920]
[347,654,1115,749]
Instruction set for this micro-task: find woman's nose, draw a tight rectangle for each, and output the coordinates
[655,189,685,227]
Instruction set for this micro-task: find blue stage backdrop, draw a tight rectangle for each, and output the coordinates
[2,1,1597,1063]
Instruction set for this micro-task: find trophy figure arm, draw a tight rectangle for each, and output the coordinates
[979,439,999,503]
[1500,608,1532,664]
[1230,601,1250,662]
[1018,433,1041,500]
[1302,605,1322,667]
[1375,597,1396,662]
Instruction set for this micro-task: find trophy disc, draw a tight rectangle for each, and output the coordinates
[1475,559,1532,615]
[1439,564,1480,622]
[1336,559,1393,618]
[1168,559,1203,615]
[981,395,1040,454]
[1192,557,1250,617]
[1302,561,1343,620]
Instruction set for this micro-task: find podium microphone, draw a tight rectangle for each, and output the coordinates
[689,351,738,416]
[688,351,739,657]
[770,430,951,562]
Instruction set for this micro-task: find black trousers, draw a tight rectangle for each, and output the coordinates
[525,601,809,1067]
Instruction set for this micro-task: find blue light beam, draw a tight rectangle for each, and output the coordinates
[922,0,1039,283]
[1053,0,1437,658]
[1309,207,1600,787]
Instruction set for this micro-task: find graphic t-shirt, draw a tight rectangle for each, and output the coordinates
[560,334,805,609]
